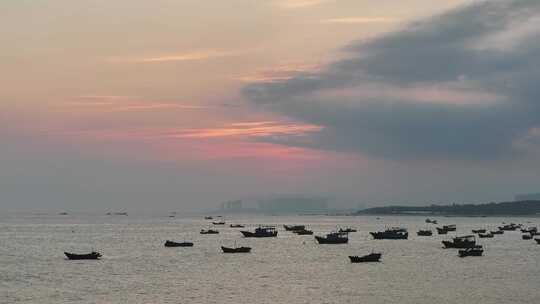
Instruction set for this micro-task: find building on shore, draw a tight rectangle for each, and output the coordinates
[220,200,243,211]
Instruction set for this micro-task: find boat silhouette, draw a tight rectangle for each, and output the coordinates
[64,251,101,260]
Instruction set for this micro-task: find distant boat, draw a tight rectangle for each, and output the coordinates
[442,235,478,248]
[230,224,245,228]
[436,227,449,235]
[535,239,540,244]
[64,251,101,260]
[293,229,313,235]
[478,232,494,238]
[339,227,357,233]
[522,234,532,240]
[491,230,504,235]
[458,247,484,257]
[498,223,519,231]
[521,227,537,233]
[241,226,277,238]
[284,225,306,232]
[200,229,219,234]
[417,230,433,236]
[59,212,69,215]
[164,240,193,247]
[472,229,486,234]
[370,228,408,240]
[349,253,381,263]
[221,246,251,253]
[425,218,438,224]
[205,216,213,220]
[114,212,128,216]
[315,232,348,244]
[212,221,226,225]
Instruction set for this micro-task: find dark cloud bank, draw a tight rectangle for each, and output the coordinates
[244,0,540,160]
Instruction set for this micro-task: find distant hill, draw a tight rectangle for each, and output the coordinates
[356,200,540,216]
[515,193,540,201]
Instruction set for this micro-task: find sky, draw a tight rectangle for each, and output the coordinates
[1,0,540,212]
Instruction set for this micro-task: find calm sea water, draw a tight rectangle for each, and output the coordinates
[1,213,539,304]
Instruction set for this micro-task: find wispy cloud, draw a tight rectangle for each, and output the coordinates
[275,0,331,9]
[58,121,322,142]
[171,121,323,139]
[321,17,396,24]
[110,49,246,63]
[234,62,323,82]
[60,98,210,113]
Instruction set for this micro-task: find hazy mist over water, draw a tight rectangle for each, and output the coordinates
[1,213,539,304]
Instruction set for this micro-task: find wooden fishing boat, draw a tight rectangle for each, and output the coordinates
[164,240,193,247]
[315,232,348,244]
[349,253,381,263]
[221,246,251,253]
[64,251,101,260]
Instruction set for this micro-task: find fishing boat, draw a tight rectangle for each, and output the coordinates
[204,216,213,220]
[200,229,219,234]
[498,223,519,231]
[221,246,251,253]
[535,239,540,244]
[458,247,484,257]
[491,230,504,235]
[349,253,381,263]
[164,240,193,247]
[436,227,448,235]
[521,227,537,234]
[442,235,477,248]
[241,226,277,238]
[472,229,486,234]
[230,224,245,228]
[339,227,357,233]
[212,221,226,225]
[425,218,438,224]
[478,232,494,238]
[293,229,313,235]
[315,232,348,244]
[64,251,101,260]
[370,228,408,240]
[522,234,532,240]
[284,225,306,232]
[417,230,433,236]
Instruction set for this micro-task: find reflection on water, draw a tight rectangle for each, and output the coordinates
[1,214,539,303]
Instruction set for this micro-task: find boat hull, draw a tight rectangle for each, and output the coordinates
[200,230,219,234]
[349,253,381,263]
[221,246,251,253]
[315,235,348,244]
[284,225,305,231]
[293,230,313,235]
[64,252,101,260]
[240,231,277,238]
[370,232,408,240]
[478,233,494,238]
[164,241,193,247]
[459,249,483,257]
[442,241,478,249]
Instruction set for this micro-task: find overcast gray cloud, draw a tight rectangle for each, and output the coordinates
[243,0,540,160]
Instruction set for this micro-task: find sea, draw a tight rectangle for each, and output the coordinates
[1,213,539,304]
